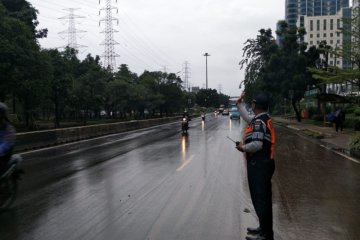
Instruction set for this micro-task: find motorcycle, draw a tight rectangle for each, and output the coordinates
[181,117,189,134]
[0,154,23,211]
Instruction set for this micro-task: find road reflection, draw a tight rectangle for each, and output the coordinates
[181,134,189,162]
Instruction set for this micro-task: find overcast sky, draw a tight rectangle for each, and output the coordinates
[28,0,285,96]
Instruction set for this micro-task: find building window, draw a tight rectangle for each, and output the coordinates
[330,19,334,30]
[337,19,341,29]
[337,32,340,37]
[317,41,320,44]
[330,32,333,37]
[317,33,320,38]
[330,53,333,58]
[317,20,320,31]
[330,60,333,65]
[310,34,313,38]
[323,19,327,30]
[330,40,333,44]
[310,20,313,31]
[310,41,313,45]
[337,39,340,44]
[323,33,327,37]
[337,60,340,65]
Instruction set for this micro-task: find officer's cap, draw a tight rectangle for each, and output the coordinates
[252,93,269,109]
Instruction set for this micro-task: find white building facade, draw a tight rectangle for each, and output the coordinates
[297,7,352,69]
[298,6,356,96]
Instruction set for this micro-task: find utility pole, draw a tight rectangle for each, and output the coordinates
[99,0,120,71]
[58,8,87,52]
[203,53,210,89]
[182,61,191,92]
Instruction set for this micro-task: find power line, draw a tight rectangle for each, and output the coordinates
[118,8,181,67]
[31,0,180,73]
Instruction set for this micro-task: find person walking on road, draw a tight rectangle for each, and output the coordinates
[0,102,16,175]
[334,109,345,132]
[236,92,275,240]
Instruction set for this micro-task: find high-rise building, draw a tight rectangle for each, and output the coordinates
[298,7,352,69]
[286,0,350,26]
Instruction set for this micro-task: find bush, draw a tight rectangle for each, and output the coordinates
[354,109,360,116]
[344,105,356,114]
[349,134,360,153]
[311,114,324,122]
[343,116,360,130]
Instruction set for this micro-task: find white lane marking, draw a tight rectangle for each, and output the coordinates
[207,137,214,142]
[176,155,195,172]
[287,125,300,131]
[320,145,360,164]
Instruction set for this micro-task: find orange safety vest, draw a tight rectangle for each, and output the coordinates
[244,113,275,160]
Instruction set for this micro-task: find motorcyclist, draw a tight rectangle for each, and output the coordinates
[201,112,206,121]
[0,103,16,175]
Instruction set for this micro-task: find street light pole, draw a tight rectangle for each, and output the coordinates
[203,53,210,89]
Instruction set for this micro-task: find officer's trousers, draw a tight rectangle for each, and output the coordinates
[247,158,275,239]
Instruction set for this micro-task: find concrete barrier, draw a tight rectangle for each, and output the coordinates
[15,117,180,152]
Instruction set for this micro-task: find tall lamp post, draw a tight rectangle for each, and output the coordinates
[203,53,210,89]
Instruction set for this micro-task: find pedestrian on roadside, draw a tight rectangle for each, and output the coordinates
[0,102,16,175]
[334,109,345,132]
[236,92,275,240]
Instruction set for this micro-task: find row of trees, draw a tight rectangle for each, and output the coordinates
[0,0,230,130]
[240,5,360,122]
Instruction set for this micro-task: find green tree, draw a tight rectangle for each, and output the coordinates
[1,0,47,39]
[240,22,321,121]
[218,93,230,107]
[196,89,219,108]
[73,54,107,123]
[239,29,278,90]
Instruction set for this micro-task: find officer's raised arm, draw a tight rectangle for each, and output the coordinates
[236,91,252,124]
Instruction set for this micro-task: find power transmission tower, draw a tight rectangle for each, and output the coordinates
[162,66,169,73]
[182,61,191,92]
[58,8,87,52]
[99,0,120,71]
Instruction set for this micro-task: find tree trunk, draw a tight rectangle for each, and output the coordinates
[292,99,302,122]
[54,94,60,128]
[12,93,16,114]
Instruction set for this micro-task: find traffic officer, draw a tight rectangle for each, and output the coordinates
[236,92,275,240]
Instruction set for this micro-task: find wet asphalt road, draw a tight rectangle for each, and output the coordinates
[0,115,359,240]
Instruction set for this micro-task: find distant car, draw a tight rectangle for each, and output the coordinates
[229,109,240,119]
[222,109,229,115]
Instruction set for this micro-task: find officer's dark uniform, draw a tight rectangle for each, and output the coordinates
[244,112,275,240]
